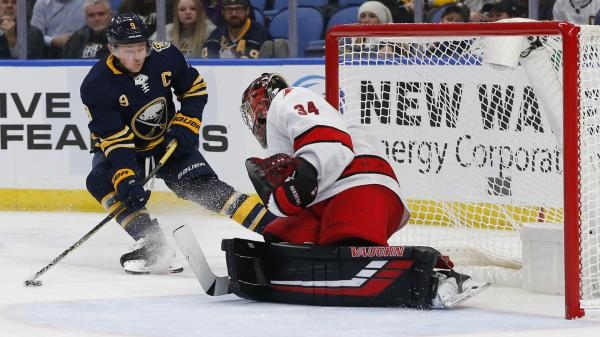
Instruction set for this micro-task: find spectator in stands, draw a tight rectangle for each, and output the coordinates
[552,0,600,24]
[201,0,272,58]
[358,0,394,24]
[427,3,471,57]
[460,0,496,22]
[150,0,215,58]
[481,0,527,21]
[377,0,412,23]
[393,1,416,23]
[30,0,86,56]
[1,0,44,58]
[30,0,86,58]
[344,1,403,58]
[426,1,471,22]
[439,2,470,22]
[117,0,174,35]
[63,0,113,59]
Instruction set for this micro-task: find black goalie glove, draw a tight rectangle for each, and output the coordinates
[245,153,318,215]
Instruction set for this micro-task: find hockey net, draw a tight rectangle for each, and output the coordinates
[325,21,600,319]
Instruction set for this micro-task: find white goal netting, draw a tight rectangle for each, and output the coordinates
[327,22,600,316]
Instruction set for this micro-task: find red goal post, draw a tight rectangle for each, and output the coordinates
[324,21,599,319]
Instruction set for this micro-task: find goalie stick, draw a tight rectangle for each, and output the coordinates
[173,225,231,296]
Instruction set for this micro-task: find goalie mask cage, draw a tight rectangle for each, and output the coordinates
[325,21,600,319]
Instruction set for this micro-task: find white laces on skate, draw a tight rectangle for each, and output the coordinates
[432,271,490,309]
[432,273,459,309]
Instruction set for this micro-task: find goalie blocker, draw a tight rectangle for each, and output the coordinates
[221,238,487,308]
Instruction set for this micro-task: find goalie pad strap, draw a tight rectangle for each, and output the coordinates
[221,239,442,309]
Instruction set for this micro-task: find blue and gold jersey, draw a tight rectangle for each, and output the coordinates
[202,19,271,59]
[81,41,207,170]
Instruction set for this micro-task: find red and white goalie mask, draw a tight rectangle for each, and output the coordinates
[240,73,289,148]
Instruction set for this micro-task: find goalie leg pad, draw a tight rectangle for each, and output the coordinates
[222,238,271,301]
[222,239,442,309]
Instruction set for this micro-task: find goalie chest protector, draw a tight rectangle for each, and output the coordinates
[221,238,441,309]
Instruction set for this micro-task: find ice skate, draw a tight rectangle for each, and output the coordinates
[120,238,183,275]
[432,270,490,308]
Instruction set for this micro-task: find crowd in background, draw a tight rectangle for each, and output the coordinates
[1,0,599,59]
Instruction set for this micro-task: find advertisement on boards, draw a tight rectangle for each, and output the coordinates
[339,64,562,206]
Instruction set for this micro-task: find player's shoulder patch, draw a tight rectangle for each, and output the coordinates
[151,41,171,52]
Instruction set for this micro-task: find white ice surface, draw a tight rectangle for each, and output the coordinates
[2,210,600,337]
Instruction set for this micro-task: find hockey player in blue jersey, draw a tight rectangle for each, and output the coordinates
[81,13,274,274]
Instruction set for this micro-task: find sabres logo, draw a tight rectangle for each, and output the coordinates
[132,97,169,140]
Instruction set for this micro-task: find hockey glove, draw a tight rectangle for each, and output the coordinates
[164,112,200,159]
[246,154,318,215]
[246,153,298,204]
[113,169,151,210]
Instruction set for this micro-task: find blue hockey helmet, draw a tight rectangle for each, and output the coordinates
[107,13,149,45]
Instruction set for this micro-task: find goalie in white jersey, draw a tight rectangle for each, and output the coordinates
[228,73,489,309]
[241,73,409,246]
[221,74,488,309]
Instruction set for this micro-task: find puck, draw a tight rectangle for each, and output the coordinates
[24,280,42,287]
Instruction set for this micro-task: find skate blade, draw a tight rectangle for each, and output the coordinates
[123,259,183,274]
[124,267,182,274]
[442,282,491,308]
[125,269,151,275]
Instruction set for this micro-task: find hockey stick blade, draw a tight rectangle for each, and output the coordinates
[173,225,231,296]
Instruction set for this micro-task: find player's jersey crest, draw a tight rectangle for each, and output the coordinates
[132,97,169,140]
[152,41,171,52]
[133,74,150,93]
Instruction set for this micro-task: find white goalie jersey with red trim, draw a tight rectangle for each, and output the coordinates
[265,86,409,223]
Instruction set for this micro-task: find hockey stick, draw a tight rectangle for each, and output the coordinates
[23,140,178,287]
[173,225,231,296]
